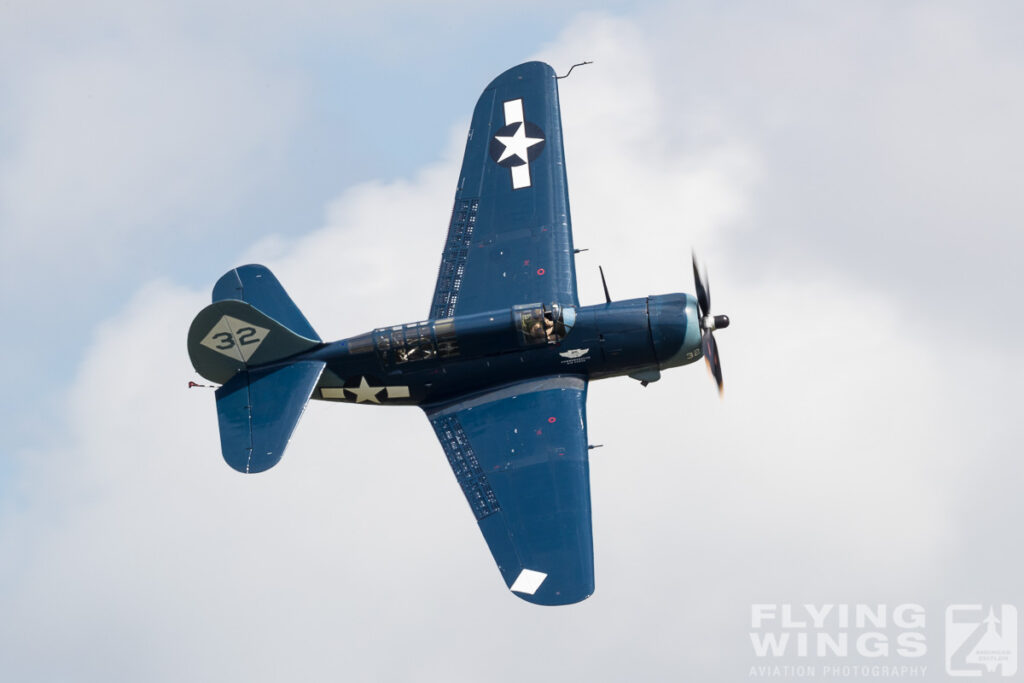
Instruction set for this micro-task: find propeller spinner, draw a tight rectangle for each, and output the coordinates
[692,252,730,395]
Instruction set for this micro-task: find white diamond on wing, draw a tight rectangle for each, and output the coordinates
[494,123,544,164]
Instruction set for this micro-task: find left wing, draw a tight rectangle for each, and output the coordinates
[424,376,593,605]
[429,62,579,319]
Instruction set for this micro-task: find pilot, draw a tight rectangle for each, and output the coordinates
[543,310,557,341]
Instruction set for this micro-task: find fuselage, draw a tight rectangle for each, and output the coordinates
[298,293,704,407]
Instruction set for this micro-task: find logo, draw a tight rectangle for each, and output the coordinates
[200,315,269,362]
[748,604,929,679]
[488,98,545,190]
[559,348,590,365]
[946,605,1018,677]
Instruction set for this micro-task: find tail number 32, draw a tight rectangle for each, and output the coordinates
[211,327,261,350]
[199,315,270,362]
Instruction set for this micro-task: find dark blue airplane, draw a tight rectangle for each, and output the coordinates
[187,61,729,606]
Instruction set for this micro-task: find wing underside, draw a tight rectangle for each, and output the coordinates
[425,376,593,605]
[429,61,578,319]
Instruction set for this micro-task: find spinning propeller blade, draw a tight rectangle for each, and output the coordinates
[692,251,730,396]
[692,255,710,317]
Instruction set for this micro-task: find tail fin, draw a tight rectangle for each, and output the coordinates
[187,265,324,473]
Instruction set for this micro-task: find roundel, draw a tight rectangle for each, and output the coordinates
[488,121,546,168]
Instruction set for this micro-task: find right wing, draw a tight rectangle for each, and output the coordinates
[424,376,593,605]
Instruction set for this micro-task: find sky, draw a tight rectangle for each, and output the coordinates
[1,2,1022,681]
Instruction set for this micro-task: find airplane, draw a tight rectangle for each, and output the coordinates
[187,61,730,606]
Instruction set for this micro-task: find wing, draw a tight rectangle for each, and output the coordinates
[424,376,593,605]
[429,62,579,319]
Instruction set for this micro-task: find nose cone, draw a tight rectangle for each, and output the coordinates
[648,293,703,369]
[714,314,730,330]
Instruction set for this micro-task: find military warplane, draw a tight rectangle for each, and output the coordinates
[187,61,729,605]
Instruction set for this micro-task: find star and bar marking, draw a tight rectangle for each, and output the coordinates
[321,377,411,404]
[489,98,545,190]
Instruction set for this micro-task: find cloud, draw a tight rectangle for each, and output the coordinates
[0,40,302,284]
[2,6,1022,682]
[640,2,1024,340]
[0,1,306,447]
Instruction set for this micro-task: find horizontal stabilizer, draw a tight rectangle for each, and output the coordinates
[187,299,321,384]
[212,265,320,342]
[216,360,326,473]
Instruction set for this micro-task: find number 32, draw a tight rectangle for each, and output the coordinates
[212,327,261,350]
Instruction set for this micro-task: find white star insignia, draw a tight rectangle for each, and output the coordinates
[494,123,544,165]
[345,376,384,404]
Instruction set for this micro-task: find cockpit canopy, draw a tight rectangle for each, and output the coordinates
[370,303,576,366]
[514,303,576,345]
[374,319,459,365]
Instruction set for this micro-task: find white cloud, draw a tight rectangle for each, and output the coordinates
[0,43,301,280]
[640,2,1024,337]
[2,6,1022,682]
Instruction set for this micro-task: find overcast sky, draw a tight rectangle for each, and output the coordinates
[1,2,1022,681]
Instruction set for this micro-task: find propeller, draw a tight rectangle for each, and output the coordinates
[692,252,730,395]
